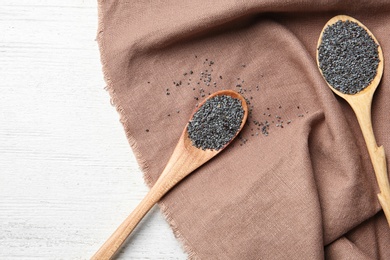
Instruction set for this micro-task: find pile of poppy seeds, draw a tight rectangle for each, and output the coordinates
[187,95,244,150]
[318,20,380,94]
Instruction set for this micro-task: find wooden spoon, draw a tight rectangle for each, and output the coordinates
[316,15,390,226]
[92,90,248,259]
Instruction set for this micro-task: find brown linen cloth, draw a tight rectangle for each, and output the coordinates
[97,1,390,259]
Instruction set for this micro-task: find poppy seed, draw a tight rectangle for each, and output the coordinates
[187,95,244,150]
[318,20,379,94]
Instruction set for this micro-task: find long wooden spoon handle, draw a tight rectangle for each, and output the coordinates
[91,189,160,260]
[372,146,390,225]
[350,98,390,226]
[91,141,203,259]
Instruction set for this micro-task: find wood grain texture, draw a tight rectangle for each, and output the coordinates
[316,15,390,227]
[92,90,249,259]
[0,1,187,259]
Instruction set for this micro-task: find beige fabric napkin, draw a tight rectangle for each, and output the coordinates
[97,1,390,258]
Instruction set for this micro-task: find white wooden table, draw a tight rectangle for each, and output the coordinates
[0,1,187,259]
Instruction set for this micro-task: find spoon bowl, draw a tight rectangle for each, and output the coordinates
[317,15,390,226]
[317,15,384,99]
[92,90,248,259]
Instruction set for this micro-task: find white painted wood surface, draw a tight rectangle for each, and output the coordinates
[0,1,187,259]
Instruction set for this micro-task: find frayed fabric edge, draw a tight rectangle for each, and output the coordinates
[95,6,149,175]
[96,1,199,259]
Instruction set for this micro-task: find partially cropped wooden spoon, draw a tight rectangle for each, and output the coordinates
[316,15,390,226]
[92,90,248,259]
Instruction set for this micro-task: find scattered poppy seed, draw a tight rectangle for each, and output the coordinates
[318,20,379,94]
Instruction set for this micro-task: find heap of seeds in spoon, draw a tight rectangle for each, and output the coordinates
[187,95,244,150]
[318,20,380,94]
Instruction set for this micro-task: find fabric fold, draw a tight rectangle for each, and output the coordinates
[97,1,390,258]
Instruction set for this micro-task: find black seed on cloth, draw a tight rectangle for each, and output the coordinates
[318,20,379,94]
[187,95,244,150]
